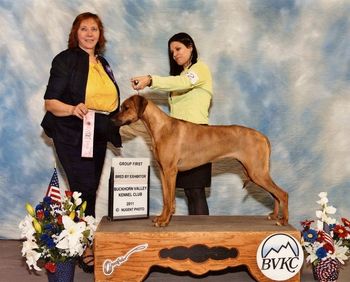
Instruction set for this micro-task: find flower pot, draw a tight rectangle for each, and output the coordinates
[47,261,76,282]
[312,258,340,282]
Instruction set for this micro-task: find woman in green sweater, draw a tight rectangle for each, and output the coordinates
[131,32,213,215]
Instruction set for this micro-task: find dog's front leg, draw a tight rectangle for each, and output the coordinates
[153,167,177,227]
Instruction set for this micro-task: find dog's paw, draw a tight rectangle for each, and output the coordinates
[274,217,288,226]
[279,218,288,226]
[267,212,278,220]
[152,215,170,227]
[275,221,282,226]
[153,220,169,227]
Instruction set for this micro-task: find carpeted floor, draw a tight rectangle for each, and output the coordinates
[2,239,349,281]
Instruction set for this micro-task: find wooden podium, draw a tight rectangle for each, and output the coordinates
[94,216,301,282]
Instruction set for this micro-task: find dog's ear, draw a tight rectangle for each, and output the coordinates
[135,95,148,118]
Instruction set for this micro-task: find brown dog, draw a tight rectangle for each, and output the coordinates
[113,95,288,227]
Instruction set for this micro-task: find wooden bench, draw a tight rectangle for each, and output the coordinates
[94,215,301,282]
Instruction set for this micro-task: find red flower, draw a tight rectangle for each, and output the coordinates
[57,215,63,225]
[341,217,350,227]
[36,210,44,220]
[44,262,56,273]
[334,225,349,238]
[316,231,324,243]
[323,243,335,254]
[65,191,73,197]
[301,219,314,230]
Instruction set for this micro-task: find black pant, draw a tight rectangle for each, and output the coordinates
[54,139,107,217]
[184,187,209,215]
[176,163,211,215]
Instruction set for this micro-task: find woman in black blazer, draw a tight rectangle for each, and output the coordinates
[41,12,121,273]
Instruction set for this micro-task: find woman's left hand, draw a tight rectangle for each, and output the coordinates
[131,75,151,90]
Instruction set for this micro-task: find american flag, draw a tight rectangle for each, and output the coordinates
[319,230,335,254]
[46,168,61,203]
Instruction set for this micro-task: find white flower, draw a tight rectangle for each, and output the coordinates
[21,240,41,271]
[315,192,337,225]
[325,205,336,215]
[85,215,97,231]
[316,210,323,220]
[330,240,349,264]
[316,210,336,224]
[327,217,336,225]
[304,242,321,263]
[72,191,82,206]
[19,215,35,239]
[55,215,86,256]
[316,219,324,230]
[317,192,328,205]
[84,215,97,241]
[317,197,328,205]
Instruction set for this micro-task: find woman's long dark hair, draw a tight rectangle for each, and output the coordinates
[168,32,198,76]
[68,12,106,54]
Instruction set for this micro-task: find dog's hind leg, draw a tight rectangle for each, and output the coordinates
[250,173,289,225]
[240,164,251,189]
[153,166,177,227]
[238,136,289,225]
[242,155,288,225]
[268,198,279,220]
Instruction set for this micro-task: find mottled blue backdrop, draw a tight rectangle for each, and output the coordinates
[1,0,350,238]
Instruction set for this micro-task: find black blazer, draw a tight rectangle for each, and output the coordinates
[41,47,121,147]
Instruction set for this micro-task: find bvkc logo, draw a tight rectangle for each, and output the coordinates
[256,233,304,281]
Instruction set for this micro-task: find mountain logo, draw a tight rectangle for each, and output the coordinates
[256,233,304,281]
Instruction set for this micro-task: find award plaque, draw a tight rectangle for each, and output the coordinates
[108,157,150,220]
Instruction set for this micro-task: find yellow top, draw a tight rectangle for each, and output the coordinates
[151,60,212,124]
[85,61,118,112]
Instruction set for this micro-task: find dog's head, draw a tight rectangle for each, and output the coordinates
[112,95,148,126]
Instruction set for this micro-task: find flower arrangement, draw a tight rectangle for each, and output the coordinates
[19,191,97,273]
[300,192,350,266]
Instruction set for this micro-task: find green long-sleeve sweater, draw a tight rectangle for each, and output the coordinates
[151,59,213,124]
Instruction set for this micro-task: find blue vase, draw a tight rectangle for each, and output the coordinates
[47,261,76,282]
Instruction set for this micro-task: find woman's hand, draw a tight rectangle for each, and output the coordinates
[131,75,152,90]
[45,99,88,119]
[72,103,88,119]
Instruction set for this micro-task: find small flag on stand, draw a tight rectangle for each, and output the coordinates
[321,222,335,253]
[46,168,62,203]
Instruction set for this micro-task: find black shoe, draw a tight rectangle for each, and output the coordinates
[78,254,94,273]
